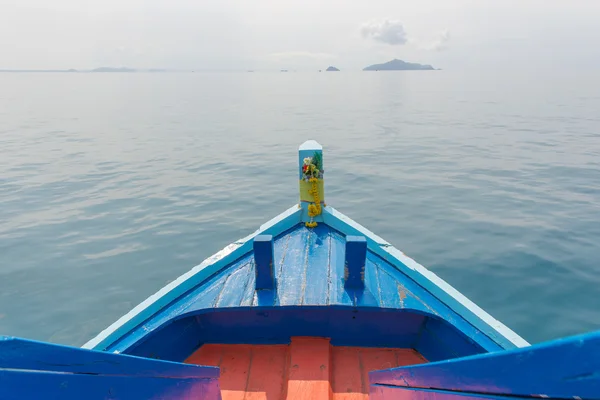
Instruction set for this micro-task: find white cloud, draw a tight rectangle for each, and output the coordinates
[361,19,451,52]
[360,19,408,46]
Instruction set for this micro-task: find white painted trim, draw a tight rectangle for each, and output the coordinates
[299,140,322,151]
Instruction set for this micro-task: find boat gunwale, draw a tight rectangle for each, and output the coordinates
[83,204,529,353]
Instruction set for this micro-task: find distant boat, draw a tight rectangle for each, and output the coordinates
[2,141,599,399]
[281,69,288,72]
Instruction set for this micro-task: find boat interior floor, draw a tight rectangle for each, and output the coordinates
[185,336,427,400]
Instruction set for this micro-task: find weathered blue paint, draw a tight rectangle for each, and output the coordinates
[254,235,275,290]
[321,205,529,349]
[103,224,502,358]
[370,385,538,400]
[0,336,221,400]
[215,261,253,308]
[417,317,477,361]
[370,330,600,400]
[302,224,331,305]
[353,255,379,307]
[122,307,482,361]
[277,226,310,306]
[329,230,353,306]
[345,235,367,289]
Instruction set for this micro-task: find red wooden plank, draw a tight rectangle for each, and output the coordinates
[184,340,428,400]
[395,349,428,366]
[287,337,332,400]
[245,345,289,400]
[332,346,367,400]
[185,344,224,367]
[360,348,398,394]
[219,345,253,400]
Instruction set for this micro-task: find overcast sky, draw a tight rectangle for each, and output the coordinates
[2,0,599,70]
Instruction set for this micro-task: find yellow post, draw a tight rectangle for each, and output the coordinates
[298,141,324,227]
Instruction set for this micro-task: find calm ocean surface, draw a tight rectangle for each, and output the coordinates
[0,71,598,346]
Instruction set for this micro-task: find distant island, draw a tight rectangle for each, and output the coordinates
[363,59,435,71]
[325,66,340,72]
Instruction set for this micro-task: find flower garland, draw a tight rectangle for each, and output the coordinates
[302,153,323,228]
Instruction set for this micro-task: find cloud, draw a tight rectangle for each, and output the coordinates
[360,20,451,51]
[360,19,408,46]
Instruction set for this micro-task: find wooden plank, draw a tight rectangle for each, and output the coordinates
[0,336,218,379]
[328,231,353,306]
[185,344,224,367]
[332,346,367,400]
[394,349,428,366]
[216,261,254,308]
[302,225,331,305]
[185,341,430,400]
[375,265,401,309]
[219,345,253,400]
[239,260,257,307]
[359,348,398,392]
[277,227,310,306]
[370,330,600,400]
[245,345,289,400]
[287,337,332,400]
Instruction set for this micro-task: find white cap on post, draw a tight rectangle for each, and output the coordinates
[298,140,325,227]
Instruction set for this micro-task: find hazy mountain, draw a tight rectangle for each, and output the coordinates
[363,59,435,71]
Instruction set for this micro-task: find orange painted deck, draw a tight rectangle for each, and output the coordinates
[185,337,427,400]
